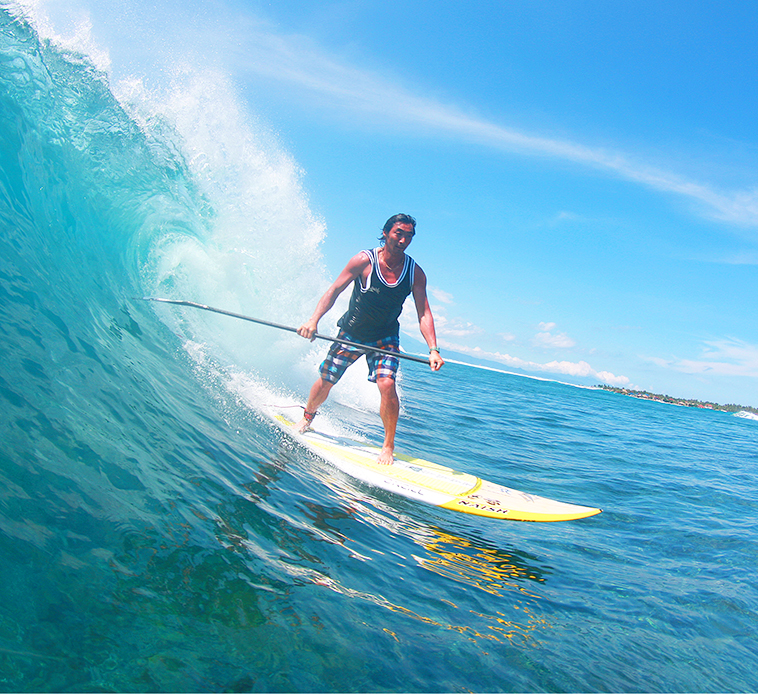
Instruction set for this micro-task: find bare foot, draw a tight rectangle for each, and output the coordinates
[376,446,395,465]
[295,409,317,434]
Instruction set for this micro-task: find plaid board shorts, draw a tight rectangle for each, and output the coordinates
[319,332,401,384]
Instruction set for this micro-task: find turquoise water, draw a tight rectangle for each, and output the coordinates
[2,6,758,691]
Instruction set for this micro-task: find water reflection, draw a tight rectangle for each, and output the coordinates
[414,527,548,598]
[278,472,554,649]
[252,430,555,650]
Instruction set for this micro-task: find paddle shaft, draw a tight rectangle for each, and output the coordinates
[139,297,431,365]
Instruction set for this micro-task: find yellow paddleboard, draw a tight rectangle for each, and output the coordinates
[273,414,601,522]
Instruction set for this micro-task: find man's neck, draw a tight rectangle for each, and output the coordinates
[381,246,405,265]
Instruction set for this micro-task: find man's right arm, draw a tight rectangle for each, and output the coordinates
[297,252,370,341]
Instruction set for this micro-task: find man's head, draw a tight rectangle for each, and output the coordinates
[380,214,416,244]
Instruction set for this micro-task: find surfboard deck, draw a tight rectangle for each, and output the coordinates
[272,414,601,522]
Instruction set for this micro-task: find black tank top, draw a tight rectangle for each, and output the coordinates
[337,248,416,341]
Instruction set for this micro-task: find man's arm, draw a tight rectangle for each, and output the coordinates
[412,266,445,371]
[297,252,371,341]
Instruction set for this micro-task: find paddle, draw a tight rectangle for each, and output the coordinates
[137,297,431,364]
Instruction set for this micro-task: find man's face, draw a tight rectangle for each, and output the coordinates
[385,222,415,251]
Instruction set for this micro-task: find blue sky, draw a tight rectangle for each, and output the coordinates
[31,0,758,407]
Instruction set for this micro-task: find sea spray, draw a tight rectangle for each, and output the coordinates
[4,0,395,418]
[128,70,333,385]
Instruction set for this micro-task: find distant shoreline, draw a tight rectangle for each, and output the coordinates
[597,385,758,415]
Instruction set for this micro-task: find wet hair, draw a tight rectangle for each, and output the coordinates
[379,213,417,243]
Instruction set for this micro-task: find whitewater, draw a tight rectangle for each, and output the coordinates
[1,4,757,692]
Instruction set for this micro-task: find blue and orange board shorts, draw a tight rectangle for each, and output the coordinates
[319,331,400,384]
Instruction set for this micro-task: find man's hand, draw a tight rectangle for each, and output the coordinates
[297,320,319,342]
[429,351,445,371]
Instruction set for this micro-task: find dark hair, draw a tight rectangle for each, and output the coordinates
[379,213,417,242]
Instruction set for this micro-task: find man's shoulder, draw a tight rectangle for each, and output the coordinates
[342,249,373,275]
[411,260,427,286]
[348,249,373,262]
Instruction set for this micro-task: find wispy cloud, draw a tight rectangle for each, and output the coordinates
[648,338,758,379]
[532,322,576,349]
[713,251,758,265]
[432,314,482,339]
[235,28,758,227]
[428,286,454,304]
[533,331,577,349]
[25,1,758,227]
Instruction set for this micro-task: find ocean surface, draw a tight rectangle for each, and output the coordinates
[2,5,758,692]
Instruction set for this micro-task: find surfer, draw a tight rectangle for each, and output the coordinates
[296,214,445,464]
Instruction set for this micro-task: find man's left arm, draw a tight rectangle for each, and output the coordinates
[412,266,445,371]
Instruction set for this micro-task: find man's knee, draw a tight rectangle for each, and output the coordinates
[376,376,398,398]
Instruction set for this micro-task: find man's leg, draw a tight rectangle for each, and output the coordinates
[297,334,362,433]
[295,378,334,433]
[376,376,399,465]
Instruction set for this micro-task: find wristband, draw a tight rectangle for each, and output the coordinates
[429,347,440,353]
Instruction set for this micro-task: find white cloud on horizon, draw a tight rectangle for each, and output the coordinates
[438,340,631,387]
[417,288,482,338]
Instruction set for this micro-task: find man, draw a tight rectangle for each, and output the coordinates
[296,213,445,465]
